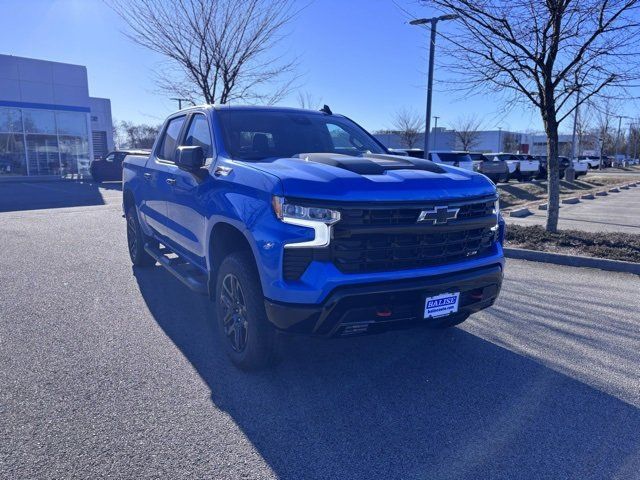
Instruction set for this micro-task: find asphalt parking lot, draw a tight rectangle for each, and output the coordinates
[1,185,640,479]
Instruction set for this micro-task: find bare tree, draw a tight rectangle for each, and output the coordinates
[296,91,323,110]
[110,0,300,105]
[451,114,483,150]
[392,108,425,149]
[117,121,162,149]
[424,0,640,231]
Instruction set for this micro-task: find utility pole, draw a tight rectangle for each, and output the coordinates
[433,116,440,150]
[497,127,503,152]
[410,14,459,159]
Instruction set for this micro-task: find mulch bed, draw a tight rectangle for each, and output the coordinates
[506,225,640,263]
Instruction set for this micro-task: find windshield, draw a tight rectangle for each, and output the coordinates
[217,110,386,160]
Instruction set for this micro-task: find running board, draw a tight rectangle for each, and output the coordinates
[144,243,208,295]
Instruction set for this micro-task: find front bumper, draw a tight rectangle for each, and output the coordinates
[264,264,503,337]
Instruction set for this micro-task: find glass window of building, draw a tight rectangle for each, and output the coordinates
[23,109,60,175]
[56,112,90,176]
[0,107,27,176]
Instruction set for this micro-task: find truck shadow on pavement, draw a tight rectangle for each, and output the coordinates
[133,266,640,480]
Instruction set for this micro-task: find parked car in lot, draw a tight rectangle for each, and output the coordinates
[535,155,571,180]
[122,105,505,370]
[487,153,539,181]
[90,149,151,182]
[570,158,589,177]
[468,152,509,183]
[577,155,602,169]
[428,151,474,171]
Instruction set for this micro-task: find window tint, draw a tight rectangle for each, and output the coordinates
[183,115,213,158]
[158,116,186,161]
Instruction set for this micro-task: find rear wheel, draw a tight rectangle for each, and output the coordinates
[216,251,275,370]
[126,207,156,267]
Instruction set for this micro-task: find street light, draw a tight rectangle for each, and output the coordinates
[410,14,460,159]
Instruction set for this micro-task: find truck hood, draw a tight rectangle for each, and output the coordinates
[243,153,497,202]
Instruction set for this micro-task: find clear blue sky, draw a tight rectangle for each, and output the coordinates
[0,0,622,133]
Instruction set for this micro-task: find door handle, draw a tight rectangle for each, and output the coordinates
[214,165,233,177]
[143,173,152,180]
[166,178,176,186]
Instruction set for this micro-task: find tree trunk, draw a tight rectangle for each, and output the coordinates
[545,119,561,232]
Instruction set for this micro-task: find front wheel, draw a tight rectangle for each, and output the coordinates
[216,251,275,370]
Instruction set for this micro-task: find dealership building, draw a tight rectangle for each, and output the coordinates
[0,54,113,179]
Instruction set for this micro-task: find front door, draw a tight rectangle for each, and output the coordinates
[163,113,214,269]
[139,114,187,239]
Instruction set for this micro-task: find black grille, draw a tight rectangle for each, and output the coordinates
[282,197,498,280]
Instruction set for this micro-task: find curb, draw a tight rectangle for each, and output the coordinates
[581,193,595,200]
[609,188,620,193]
[595,191,608,196]
[561,197,580,204]
[509,207,532,218]
[504,247,640,275]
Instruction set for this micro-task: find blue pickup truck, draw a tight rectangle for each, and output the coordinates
[123,105,505,369]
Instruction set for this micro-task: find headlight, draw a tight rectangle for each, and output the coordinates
[272,196,340,248]
[493,198,500,216]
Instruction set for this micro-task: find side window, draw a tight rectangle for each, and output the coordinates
[157,116,186,162]
[326,123,366,152]
[183,115,214,163]
[104,153,115,162]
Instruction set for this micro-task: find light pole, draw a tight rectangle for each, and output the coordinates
[570,86,582,161]
[410,14,459,159]
[433,116,440,150]
[171,97,191,110]
[615,115,623,164]
[497,127,503,151]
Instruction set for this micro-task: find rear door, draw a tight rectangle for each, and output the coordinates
[140,114,187,238]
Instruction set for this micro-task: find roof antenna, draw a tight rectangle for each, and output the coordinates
[320,104,333,115]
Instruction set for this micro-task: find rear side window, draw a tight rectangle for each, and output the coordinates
[157,116,186,161]
[183,115,214,159]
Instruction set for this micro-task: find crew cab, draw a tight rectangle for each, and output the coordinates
[487,153,539,182]
[123,105,505,370]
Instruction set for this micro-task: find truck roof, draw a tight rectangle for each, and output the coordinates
[174,104,332,116]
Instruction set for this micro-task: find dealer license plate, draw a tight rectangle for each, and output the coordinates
[424,292,460,318]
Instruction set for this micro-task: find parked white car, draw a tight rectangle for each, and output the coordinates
[577,155,602,169]
[571,158,589,177]
[428,151,474,171]
[487,153,540,181]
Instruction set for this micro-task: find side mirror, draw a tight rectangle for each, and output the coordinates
[176,146,204,172]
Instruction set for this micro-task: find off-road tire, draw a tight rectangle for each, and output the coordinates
[215,251,275,370]
[126,207,156,267]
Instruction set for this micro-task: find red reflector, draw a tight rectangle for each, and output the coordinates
[376,307,392,317]
[470,289,484,300]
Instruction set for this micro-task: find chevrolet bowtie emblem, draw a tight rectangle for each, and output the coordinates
[417,206,460,225]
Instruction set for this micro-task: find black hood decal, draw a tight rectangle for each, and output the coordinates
[296,153,446,175]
